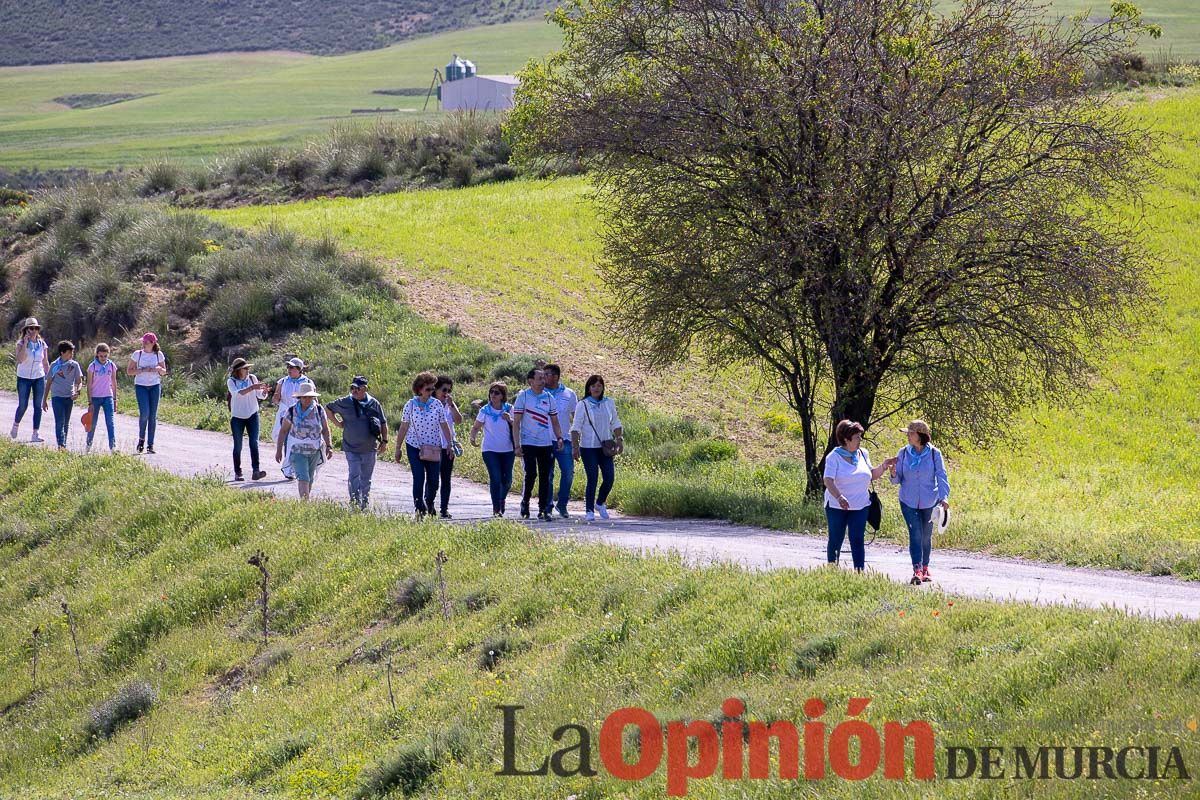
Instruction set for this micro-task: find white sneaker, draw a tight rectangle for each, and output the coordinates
[9,423,17,439]
[585,511,595,521]
[596,504,610,520]
[85,443,92,453]
[30,431,43,443]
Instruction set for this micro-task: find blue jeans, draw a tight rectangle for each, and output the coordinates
[345,450,378,507]
[51,395,74,447]
[481,450,515,513]
[231,413,260,475]
[826,505,869,570]
[900,502,935,568]
[547,443,575,514]
[439,448,456,514]
[135,384,161,446]
[87,396,115,449]
[406,443,440,513]
[579,447,615,512]
[14,376,45,431]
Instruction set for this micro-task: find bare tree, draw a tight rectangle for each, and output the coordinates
[509,0,1159,492]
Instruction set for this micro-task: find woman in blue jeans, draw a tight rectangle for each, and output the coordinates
[570,374,623,521]
[127,332,167,454]
[394,372,456,518]
[822,420,896,571]
[470,381,515,516]
[888,420,950,585]
[11,317,50,442]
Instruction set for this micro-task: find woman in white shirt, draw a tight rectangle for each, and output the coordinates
[11,317,50,442]
[570,375,624,521]
[823,419,896,571]
[127,332,167,454]
[470,381,515,517]
[227,357,270,482]
[394,371,455,518]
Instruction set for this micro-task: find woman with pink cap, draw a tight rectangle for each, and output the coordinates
[127,332,167,454]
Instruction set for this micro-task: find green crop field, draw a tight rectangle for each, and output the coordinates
[2,443,1199,799]
[0,19,562,171]
[212,87,1200,577]
[1047,0,1200,60]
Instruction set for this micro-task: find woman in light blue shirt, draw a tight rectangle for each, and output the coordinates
[888,420,950,585]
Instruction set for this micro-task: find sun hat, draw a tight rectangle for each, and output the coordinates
[21,317,41,331]
[351,375,369,389]
[142,332,158,344]
[932,504,951,535]
[286,357,306,369]
[900,420,931,437]
[293,381,320,398]
[228,357,253,374]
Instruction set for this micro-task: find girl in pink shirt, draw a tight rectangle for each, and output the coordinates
[86,343,119,451]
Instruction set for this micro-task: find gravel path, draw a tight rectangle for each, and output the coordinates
[7,390,1200,619]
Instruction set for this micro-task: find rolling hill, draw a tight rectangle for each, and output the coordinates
[0,0,554,67]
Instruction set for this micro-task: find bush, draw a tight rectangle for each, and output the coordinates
[392,575,433,617]
[111,212,212,277]
[448,154,475,188]
[489,164,518,183]
[353,728,466,799]
[239,731,316,783]
[26,235,74,293]
[350,147,388,183]
[0,187,31,206]
[478,635,514,670]
[684,438,738,463]
[490,354,540,384]
[84,680,156,740]
[793,635,840,677]
[40,265,141,341]
[138,161,183,196]
[201,284,273,352]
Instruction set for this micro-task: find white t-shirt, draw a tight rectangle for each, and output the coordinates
[402,397,446,448]
[476,402,514,453]
[130,349,166,386]
[228,375,267,420]
[823,447,874,511]
[16,339,47,380]
[513,388,558,447]
[440,402,458,448]
[547,384,578,426]
[570,397,622,449]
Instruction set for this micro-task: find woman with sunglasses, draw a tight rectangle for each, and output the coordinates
[470,381,515,516]
[12,317,50,442]
[394,371,456,518]
[433,375,463,518]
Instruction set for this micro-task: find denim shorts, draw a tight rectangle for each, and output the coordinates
[290,449,323,482]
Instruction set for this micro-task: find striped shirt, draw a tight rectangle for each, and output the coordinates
[513,388,558,447]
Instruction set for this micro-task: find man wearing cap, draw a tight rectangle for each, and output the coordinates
[12,317,50,442]
[326,376,389,510]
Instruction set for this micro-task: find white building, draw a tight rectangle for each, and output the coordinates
[440,75,519,112]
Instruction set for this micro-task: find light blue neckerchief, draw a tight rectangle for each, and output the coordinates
[905,443,931,470]
[414,396,434,412]
[292,401,315,423]
[233,376,251,390]
[834,446,859,466]
[49,357,69,380]
[480,402,510,422]
[90,358,112,374]
[585,395,605,406]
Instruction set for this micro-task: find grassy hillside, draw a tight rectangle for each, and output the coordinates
[211,88,1200,576]
[3,443,1199,799]
[1044,0,1200,61]
[0,20,561,171]
[0,0,552,67]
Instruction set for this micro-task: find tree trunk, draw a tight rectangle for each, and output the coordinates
[808,369,881,494]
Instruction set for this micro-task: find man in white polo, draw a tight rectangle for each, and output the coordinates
[542,363,578,518]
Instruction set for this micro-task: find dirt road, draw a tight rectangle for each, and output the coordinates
[6,391,1200,620]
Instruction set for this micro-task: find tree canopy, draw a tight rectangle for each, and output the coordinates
[508,0,1159,492]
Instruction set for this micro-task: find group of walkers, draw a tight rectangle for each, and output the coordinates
[218,357,625,522]
[12,318,166,455]
[13,317,950,581]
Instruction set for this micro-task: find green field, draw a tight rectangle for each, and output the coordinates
[0,20,561,171]
[3,443,1200,799]
[0,3,1196,173]
[211,87,1200,576]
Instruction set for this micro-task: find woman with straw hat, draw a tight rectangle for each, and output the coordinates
[11,317,50,443]
[228,357,270,483]
[888,420,950,585]
[271,357,308,480]
[275,381,332,500]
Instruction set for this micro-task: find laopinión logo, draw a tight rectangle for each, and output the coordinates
[496,698,1191,796]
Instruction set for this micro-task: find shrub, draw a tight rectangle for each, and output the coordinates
[350,147,388,183]
[354,740,439,799]
[201,284,273,352]
[84,680,156,740]
[138,161,183,196]
[489,164,518,183]
[276,149,318,183]
[478,636,513,670]
[26,236,74,293]
[87,204,140,258]
[111,212,211,277]
[0,187,31,206]
[448,154,475,188]
[239,731,316,784]
[793,634,840,677]
[490,354,540,384]
[392,575,433,617]
[40,265,141,341]
[15,195,65,235]
[684,438,738,463]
